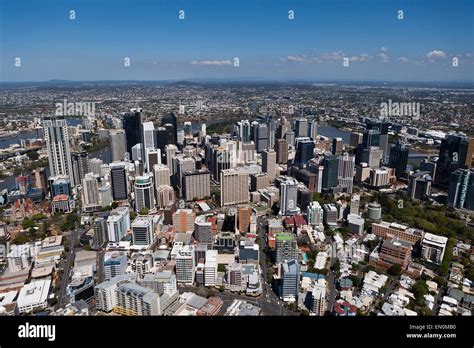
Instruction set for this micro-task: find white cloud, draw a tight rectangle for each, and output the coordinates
[348,54,371,62]
[426,50,447,60]
[377,52,389,63]
[320,51,345,61]
[191,60,232,66]
[398,57,409,63]
[380,47,388,52]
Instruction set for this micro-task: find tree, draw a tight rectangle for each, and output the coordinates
[388,264,402,276]
[129,211,137,220]
[411,280,429,306]
[21,218,36,230]
[138,207,149,215]
[27,151,39,161]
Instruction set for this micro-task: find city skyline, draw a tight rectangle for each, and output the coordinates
[1,0,473,83]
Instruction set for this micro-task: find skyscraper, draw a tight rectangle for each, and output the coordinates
[447,168,473,209]
[332,137,343,156]
[307,201,324,226]
[322,153,338,191]
[309,119,318,140]
[279,177,300,215]
[275,138,289,164]
[43,116,74,183]
[82,172,100,211]
[134,174,155,212]
[141,121,155,166]
[131,215,156,246]
[123,108,143,155]
[72,151,89,187]
[389,141,409,179]
[295,118,308,138]
[182,169,211,201]
[220,168,249,206]
[262,149,277,181]
[437,134,474,185]
[109,129,127,162]
[110,164,128,201]
[294,139,315,167]
[237,120,251,143]
[337,153,355,193]
[176,245,195,285]
[161,113,178,144]
[281,259,300,301]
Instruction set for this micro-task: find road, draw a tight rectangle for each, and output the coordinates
[97,250,105,284]
[55,228,79,310]
[178,284,297,316]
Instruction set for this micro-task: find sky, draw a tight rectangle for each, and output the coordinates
[1,0,473,82]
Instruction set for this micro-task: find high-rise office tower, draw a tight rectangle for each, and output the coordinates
[350,132,363,148]
[154,126,168,163]
[43,116,74,183]
[153,164,171,189]
[420,159,437,181]
[309,119,318,140]
[294,139,315,167]
[362,129,381,149]
[173,155,195,192]
[210,147,232,182]
[145,149,161,173]
[176,245,195,285]
[322,153,338,191]
[307,201,324,226]
[183,121,192,137]
[437,134,474,185]
[262,149,277,181]
[92,217,108,248]
[182,169,211,201]
[110,163,128,201]
[281,259,300,301]
[294,118,308,138]
[165,144,178,170]
[255,123,269,153]
[103,251,128,280]
[361,147,384,168]
[106,206,131,242]
[275,232,298,264]
[407,171,432,200]
[447,168,471,209]
[279,177,300,216]
[275,138,289,164]
[134,174,155,212]
[161,113,178,144]
[71,151,89,187]
[109,129,127,162]
[172,209,196,233]
[389,141,409,179]
[267,117,277,150]
[131,216,156,246]
[332,137,343,156]
[82,172,100,211]
[123,108,143,155]
[141,121,155,166]
[366,119,390,160]
[337,153,355,193]
[89,158,103,176]
[155,185,175,209]
[238,207,251,233]
[220,168,249,206]
[131,143,142,162]
[194,218,213,247]
[285,130,295,147]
